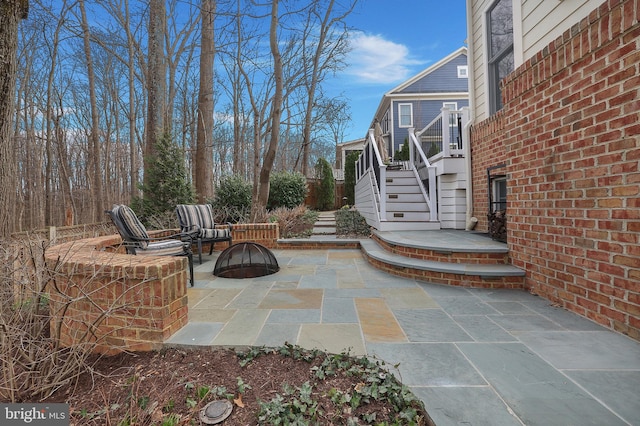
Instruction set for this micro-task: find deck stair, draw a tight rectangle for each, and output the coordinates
[360,230,525,289]
[370,168,440,231]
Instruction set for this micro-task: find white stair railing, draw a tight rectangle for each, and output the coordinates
[355,129,387,224]
[407,128,438,222]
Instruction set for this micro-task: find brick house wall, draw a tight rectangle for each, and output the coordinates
[471,0,640,340]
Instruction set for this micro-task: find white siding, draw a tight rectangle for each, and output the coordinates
[355,172,379,229]
[468,0,601,123]
[521,0,602,60]
[469,0,492,122]
[438,175,467,229]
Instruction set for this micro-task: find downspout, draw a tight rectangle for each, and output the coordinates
[464,0,478,231]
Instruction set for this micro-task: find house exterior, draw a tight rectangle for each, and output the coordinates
[335,137,365,174]
[466,0,640,340]
[350,48,471,232]
[370,47,469,158]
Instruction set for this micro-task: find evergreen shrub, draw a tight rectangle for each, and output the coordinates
[268,171,308,209]
[343,151,359,206]
[212,175,252,223]
[314,158,334,211]
[132,132,194,226]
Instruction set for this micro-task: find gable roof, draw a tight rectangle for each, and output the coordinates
[385,46,468,96]
[367,46,468,132]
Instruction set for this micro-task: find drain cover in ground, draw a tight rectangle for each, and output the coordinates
[199,400,233,424]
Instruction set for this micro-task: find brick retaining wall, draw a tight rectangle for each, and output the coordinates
[45,235,189,355]
[44,223,283,354]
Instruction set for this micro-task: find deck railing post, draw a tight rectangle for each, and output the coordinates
[441,107,451,157]
[428,165,438,221]
[408,127,415,165]
[460,107,470,153]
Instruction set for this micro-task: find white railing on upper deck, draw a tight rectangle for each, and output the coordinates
[355,129,387,223]
[416,107,469,159]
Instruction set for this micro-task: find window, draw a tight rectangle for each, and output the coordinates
[486,0,514,114]
[491,177,507,212]
[382,110,390,133]
[457,65,468,78]
[398,103,413,128]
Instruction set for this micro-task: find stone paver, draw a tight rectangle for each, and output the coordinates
[355,298,406,343]
[298,323,365,356]
[168,239,640,426]
[258,288,323,309]
[212,309,270,346]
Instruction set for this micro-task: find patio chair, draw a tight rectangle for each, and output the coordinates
[106,204,195,286]
[175,204,233,264]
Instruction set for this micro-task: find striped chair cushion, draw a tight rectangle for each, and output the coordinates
[133,239,186,256]
[201,227,231,239]
[114,204,150,249]
[176,204,221,238]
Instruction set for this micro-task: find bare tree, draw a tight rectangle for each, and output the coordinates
[0,0,29,237]
[195,0,216,202]
[43,1,76,225]
[298,0,354,176]
[164,0,200,132]
[253,0,284,216]
[79,0,104,222]
[124,0,141,200]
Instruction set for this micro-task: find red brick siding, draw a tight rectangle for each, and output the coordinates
[471,0,640,340]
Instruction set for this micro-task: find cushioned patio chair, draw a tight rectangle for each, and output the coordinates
[175,204,233,264]
[106,204,195,286]
[176,204,233,264]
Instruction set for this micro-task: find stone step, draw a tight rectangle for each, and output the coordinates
[312,226,336,234]
[360,239,525,288]
[312,211,337,236]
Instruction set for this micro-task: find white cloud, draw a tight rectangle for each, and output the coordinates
[345,32,424,84]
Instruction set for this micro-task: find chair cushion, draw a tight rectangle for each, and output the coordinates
[114,204,149,248]
[200,227,231,240]
[134,239,186,256]
[176,204,216,235]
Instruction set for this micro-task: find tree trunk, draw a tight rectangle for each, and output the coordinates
[79,0,103,222]
[300,0,335,177]
[125,0,139,200]
[255,0,283,213]
[0,0,28,237]
[195,0,216,202]
[145,0,167,192]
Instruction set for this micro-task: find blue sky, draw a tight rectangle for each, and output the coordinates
[333,0,467,141]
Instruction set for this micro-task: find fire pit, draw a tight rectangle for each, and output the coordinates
[213,242,279,279]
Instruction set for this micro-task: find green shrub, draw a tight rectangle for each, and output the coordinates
[343,151,359,206]
[394,140,409,161]
[211,175,252,223]
[268,171,308,209]
[314,158,334,211]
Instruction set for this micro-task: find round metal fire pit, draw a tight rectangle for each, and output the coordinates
[213,242,279,278]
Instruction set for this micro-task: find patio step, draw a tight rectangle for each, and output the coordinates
[360,239,525,289]
[311,211,337,237]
